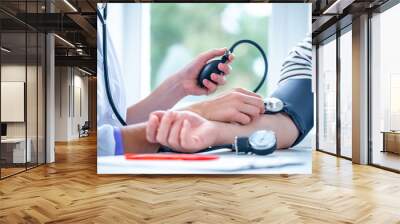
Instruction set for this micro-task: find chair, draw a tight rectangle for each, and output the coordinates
[78,121,90,138]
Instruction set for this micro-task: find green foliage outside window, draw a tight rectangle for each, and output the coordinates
[151,3,269,97]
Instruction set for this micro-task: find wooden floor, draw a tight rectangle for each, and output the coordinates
[1,167,26,178]
[1,163,45,178]
[1,135,400,224]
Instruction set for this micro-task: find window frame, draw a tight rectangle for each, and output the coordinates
[0,0,47,180]
[368,0,400,173]
[315,0,400,173]
[315,22,353,161]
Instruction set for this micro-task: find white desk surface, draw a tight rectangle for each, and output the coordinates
[98,147,312,174]
[1,138,26,143]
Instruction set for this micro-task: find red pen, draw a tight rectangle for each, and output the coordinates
[125,153,219,161]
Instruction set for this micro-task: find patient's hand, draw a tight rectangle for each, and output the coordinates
[146,111,219,153]
[176,48,234,96]
[187,88,265,125]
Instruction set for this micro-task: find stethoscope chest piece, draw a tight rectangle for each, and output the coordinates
[264,97,284,113]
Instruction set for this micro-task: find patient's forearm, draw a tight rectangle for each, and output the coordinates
[120,123,160,153]
[214,113,299,149]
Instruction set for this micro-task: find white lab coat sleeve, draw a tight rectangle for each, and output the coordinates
[97,124,116,156]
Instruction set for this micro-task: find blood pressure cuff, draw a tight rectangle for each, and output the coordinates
[270,79,314,146]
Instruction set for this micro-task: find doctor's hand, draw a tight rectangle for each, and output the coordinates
[146,111,219,153]
[175,48,234,96]
[186,88,265,125]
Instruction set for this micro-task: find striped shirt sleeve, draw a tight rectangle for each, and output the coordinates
[279,36,312,83]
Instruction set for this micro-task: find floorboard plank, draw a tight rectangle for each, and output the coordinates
[0,135,399,223]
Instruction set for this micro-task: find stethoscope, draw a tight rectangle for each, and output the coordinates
[97,5,279,155]
[97,4,127,126]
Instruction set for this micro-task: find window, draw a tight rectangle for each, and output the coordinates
[0,1,47,179]
[1,30,28,177]
[317,37,337,154]
[370,3,400,171]
[339,29,352,158]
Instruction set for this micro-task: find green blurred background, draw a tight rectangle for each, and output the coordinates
[150,4,269,99]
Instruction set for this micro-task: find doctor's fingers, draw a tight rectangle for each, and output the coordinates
[235,94,265,113]
[227,53,235,65]
[237,104,262,121]
[232,111,252,125]
[155,111,176,145]
[217,63,232,75]
[210,73,226,85]
[198,48,227,63]
[233,88,262,99]
[146,114,160,143]
[202,79,218,94]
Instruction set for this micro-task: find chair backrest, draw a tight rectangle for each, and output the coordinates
[82,121,90,129]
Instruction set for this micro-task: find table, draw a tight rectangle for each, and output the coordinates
[98,147,312,174]
[1,138,31,163]
[382,131,400,155]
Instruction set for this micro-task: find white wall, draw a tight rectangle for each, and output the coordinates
[55,67,68,141]
[54,67,89,141]
[71,74,89,137]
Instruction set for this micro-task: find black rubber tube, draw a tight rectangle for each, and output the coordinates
[97,6,127,126]
[229,39,268,93]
